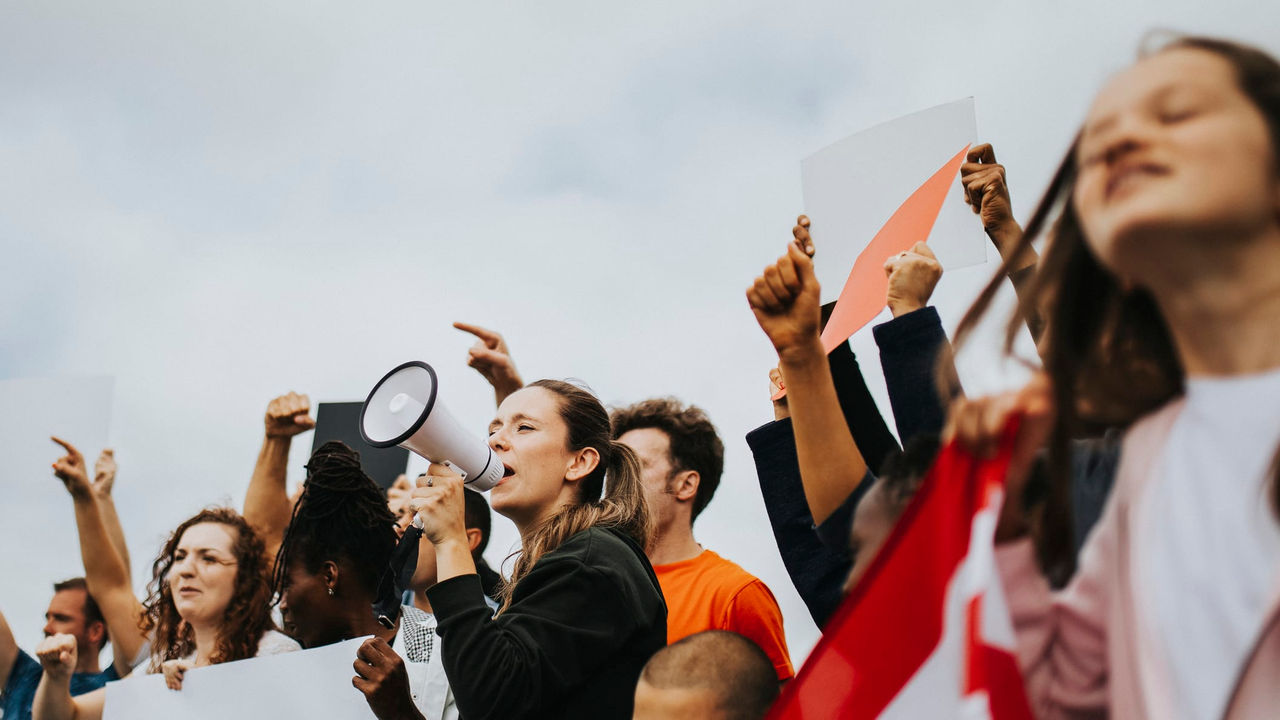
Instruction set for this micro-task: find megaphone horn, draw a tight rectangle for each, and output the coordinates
[359,361,503,492]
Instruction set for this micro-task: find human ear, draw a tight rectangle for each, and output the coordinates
[320,561,340,594]
[564,447,601,483]
[87,621,106,648]
[465,528,482,554]
[672,470,700,503]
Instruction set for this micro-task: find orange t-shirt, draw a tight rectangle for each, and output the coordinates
[652,549,794,681]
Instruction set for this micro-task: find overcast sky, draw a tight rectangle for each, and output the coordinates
[3,0,1275,663]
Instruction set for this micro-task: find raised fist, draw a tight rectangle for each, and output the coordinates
[265,392,316,438]
[883,242,943,318]
[747,218,822,360]
[92,449,118,496]
[35,633,78,680]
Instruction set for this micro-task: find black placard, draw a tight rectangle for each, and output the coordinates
[311,401,409,490]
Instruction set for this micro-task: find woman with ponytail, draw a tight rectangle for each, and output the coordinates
[949,35,1280,719]
[411,379,666,720]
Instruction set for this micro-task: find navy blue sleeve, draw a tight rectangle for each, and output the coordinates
[828,338,900,474]
[748,418,862,630]
[872,306,959,447]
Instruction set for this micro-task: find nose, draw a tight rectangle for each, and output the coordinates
[172,555,196,579]
[1096,112,1154,169]
[43,619,55,636]
[488,429,510,453]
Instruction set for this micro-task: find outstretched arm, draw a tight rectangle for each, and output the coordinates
[746,218,868,525]
[243,392,314,560]
[90,450,131,586]
[51,438,145,676]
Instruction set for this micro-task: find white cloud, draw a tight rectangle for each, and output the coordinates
[2,0,1276,668]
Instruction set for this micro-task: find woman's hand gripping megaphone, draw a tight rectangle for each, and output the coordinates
[410,462,469,547]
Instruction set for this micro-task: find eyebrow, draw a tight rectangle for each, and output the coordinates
[489,412,538,431]
[176,547,231,555]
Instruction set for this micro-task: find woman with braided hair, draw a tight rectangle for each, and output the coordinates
[33,508,298,720]
[410,379,667,720]
[272,441,457,720]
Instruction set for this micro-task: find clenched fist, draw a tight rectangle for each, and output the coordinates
[747,218,822,361]
[883,242,943,318]
[264,392,315,438]
[36,633,78,680]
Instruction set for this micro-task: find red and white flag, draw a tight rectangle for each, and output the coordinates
[769,421,1033,719]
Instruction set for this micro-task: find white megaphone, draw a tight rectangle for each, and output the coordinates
[359,361,503,491]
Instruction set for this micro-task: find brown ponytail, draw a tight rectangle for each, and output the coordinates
[497,380,653,611]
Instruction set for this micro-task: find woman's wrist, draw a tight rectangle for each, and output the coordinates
[433,537,478,583]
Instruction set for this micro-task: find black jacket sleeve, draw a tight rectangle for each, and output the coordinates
[427,532,660,720]
[828,338,900,474]
[872,306,959,447]
[747,419,863,628]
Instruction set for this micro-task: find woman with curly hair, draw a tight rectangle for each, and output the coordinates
[32,506,297,720]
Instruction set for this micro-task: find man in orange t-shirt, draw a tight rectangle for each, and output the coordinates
[613,399,794,682]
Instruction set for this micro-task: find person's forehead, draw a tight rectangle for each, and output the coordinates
[47,589,87,614]
[1087,48,1237,123]
[177,522,237,553]
[494,386,559,422]
[617,427,672,458]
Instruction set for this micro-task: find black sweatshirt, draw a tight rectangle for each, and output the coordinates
[427,527,667,720]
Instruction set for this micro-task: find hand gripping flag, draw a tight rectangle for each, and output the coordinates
[768,418,1033,719]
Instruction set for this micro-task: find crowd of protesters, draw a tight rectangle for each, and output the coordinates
[3,33,1279,720]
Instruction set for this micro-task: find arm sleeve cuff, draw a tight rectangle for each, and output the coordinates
[425,573,488,622]
[746,418,793,453]
[872,305,943,348]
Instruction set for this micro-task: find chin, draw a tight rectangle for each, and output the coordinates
[1085,205,1187,271]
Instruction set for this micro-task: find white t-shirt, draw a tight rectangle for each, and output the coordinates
[394,605,457,720]
[175,628,301,664]
[1139,368,1280,720]
[133,628,300,672]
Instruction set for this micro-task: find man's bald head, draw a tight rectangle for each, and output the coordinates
[634,631,778,720]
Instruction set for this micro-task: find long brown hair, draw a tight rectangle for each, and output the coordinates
[954,35,1280,582]
[498,379,653,611]
[140,507,276,670]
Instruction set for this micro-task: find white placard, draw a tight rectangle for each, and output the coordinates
[104,637,375,719]
[802,98,986,305]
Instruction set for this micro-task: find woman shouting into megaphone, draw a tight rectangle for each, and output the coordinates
[409,379,667,720]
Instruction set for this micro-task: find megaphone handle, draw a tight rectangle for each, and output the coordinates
[442,460,467,481]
